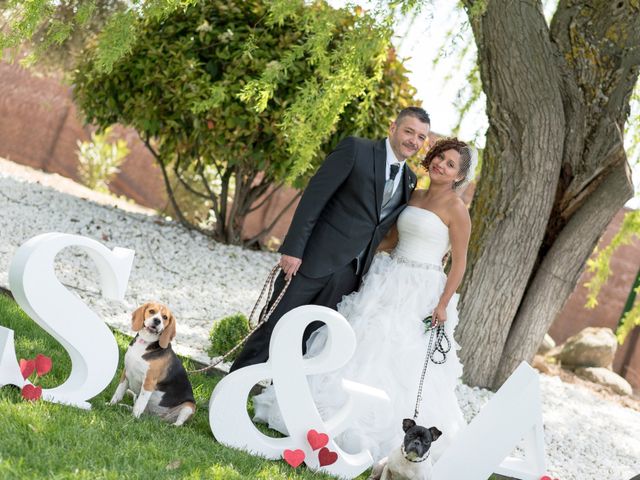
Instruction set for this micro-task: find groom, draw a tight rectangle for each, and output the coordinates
[230,107,430,371]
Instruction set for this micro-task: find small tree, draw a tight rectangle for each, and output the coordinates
[73,0,417,246]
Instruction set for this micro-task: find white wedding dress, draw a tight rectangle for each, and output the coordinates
[253,205,466,462]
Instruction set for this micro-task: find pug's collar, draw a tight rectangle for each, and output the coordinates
[401,444,431,463]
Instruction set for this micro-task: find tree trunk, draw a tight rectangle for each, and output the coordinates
[459,0,638,389]
[495,159,632,386]
[457,0,566,388]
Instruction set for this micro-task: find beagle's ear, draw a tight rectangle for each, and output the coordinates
[131,304,147,332]
[159,313,176,349]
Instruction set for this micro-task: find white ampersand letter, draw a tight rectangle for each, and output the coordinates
[209,304,391,479]
[2,232,134,409]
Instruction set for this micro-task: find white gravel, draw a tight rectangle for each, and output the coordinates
[1,160,639,480]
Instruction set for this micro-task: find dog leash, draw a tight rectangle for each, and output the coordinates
[188,265,291,374]
[412,318,451,420]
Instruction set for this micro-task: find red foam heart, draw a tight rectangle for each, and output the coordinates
[307,429,329,450]
[318,447,338,467]
[21,384,42,401]
[19,359,35,379]
[283,449,305,468]
[35,354,52,376]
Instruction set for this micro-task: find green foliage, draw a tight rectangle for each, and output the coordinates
[617,267,640,344]
[584,209,640,306]
[584,209,640,342]
[73,0,417,245]
[0,0,199,72]
[240,1,394,179]
[207,313,250,362]
[76,126,129,193]
[0,0,129,71]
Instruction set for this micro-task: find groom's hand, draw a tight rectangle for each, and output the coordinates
[280,255,302,280]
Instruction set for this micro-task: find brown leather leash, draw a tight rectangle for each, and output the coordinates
[188,264,291,374]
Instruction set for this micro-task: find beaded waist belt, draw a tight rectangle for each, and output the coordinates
[390,252,443,271]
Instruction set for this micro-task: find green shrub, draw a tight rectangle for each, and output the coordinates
[208,313,250,362]
[76,126,129,193]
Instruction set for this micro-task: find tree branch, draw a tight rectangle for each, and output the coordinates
[173,156,210,200]
[244,190,302,247]
[141,134,212,237]
[246,182,284,213]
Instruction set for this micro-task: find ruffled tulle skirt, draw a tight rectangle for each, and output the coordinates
[253,253,466,462]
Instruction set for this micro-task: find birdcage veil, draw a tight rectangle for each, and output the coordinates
[453,144,478,191]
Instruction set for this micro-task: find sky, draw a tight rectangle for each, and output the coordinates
[330,0,640,208]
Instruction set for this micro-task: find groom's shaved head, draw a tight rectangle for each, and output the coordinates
[396,107,430,127]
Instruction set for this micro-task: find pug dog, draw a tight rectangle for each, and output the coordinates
[369,419,442,480]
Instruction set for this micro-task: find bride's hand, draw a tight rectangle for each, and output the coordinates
[432,303,447,326]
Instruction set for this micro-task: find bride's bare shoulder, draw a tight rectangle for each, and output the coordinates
[449,196,471,225]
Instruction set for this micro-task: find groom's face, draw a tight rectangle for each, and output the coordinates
[388,116,430,161]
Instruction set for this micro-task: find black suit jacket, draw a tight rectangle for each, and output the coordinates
[279,136,417,278]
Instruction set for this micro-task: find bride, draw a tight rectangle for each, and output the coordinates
[253,137,475,463]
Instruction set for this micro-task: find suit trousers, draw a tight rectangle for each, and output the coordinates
[229,261,360,372]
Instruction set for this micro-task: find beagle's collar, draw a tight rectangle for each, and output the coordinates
[136,330,160,344]
[401,444,431,463]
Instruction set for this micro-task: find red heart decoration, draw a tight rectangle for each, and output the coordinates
[283,449,305,468]
[307,429,329,450]
[21,384,42,401]
[35,354,52,376]
[19,359,35,379]
[318,447,338,467]
[540,477,551,480]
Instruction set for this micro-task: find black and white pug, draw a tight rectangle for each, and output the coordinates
[369,419,442,480]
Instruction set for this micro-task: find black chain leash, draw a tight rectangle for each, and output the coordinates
[412,316,451,420]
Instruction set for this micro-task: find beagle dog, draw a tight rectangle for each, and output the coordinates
[109,302,196,426]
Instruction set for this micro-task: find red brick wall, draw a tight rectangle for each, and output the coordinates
[549,208,640,389]
[0,62,166,209]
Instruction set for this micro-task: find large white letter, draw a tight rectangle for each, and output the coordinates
[433,362,546,480]
[5,232,134,409]
[209,305,391,479]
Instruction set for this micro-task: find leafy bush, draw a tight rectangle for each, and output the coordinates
[207,313,250,362]
[73,0,419,246]
[76,127,129,193]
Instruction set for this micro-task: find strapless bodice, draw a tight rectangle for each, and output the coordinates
[393,205,450,265]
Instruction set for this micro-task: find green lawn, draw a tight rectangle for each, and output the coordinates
[0,294,353,480]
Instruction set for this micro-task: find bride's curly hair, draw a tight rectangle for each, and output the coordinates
[421,137,474,190]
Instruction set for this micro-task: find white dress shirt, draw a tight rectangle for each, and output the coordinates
[385,138,405,196]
